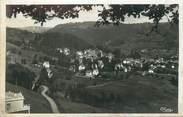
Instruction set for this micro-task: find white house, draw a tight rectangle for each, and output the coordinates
[63,48,70,55]
[124,67,128,73]
[148,69,154,74]
[78,64,85,71]
[56,48,63,53]
[47,69,53,78]
[5,91,30,113]
[171,65,175,69]
[76,51,83,56]
[85,70,93,77]
[93,69,99,76]
[43,61,50,69]
[161,65,166,68]
[98,60,104,69]
[69,65,76,72]
[107,53,114,62]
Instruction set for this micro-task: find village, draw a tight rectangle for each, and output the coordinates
[7,43,178,83]
[5,33,179,113]
[36,47,178,81]
[5,39,179,113]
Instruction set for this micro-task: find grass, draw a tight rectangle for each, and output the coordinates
[49,73,178,113]
[52,92,112,113]
[85,74,178,113]
[6,82,51,113]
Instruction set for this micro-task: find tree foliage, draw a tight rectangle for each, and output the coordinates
[6,5,94,25]
[6,64,35,89]
[6,5,178,31]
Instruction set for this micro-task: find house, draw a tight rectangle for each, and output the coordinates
[93,69,99,76]
[85,70,93,77]
[43,61,50,69]
[6,50,11,56]
[34,63,42,68]
[5,91,30,113]
[70,58,75,63]
[47,69,53,78]
[69,65,76,72]
[124,67,128,73]
[91,64,98,69]
[171,65,175,69]
[161,65,166,68]
[63,48,70,55]
[76,51,83,56]
[107,53,114,62]
[98,60,104,69]
[56,48,63,53]
[78,64,85,71]
[6,52,18,64]
[148,69,154,74]
[78,58,83,64]
[140,49,148,53]
[99,50,104,57]
[51,57,59,61]
[84,49,98,59]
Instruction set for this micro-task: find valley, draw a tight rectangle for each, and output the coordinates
[6,22,178,113]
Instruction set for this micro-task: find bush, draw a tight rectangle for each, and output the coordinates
[6,63,35,89]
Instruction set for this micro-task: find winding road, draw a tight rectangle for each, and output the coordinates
[41,85,60,113]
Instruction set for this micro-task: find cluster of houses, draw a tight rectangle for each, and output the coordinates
[70,49,114,78]
[7,46,178,80]
[113,56,178,76]
[56,48,70,56]
[54,47,178,78]
[56,48,176,78]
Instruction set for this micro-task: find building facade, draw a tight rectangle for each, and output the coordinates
[5,91,30,113]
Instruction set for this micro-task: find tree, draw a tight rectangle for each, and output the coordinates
[112,48,121,58]
[39,67,48,83]
[6,64,35,89]
[32,54,38,64]
[6,5,93,25]
[129,49,141,59]
[6,5,178,33]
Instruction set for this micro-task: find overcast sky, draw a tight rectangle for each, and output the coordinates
[6,6,169,28]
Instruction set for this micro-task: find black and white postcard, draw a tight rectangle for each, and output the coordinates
[0,0,182,117]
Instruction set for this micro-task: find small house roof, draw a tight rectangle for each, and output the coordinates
[5,91,24,101]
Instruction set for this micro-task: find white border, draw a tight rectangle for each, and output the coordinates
[0,0,179,4]
[0,0,182,117]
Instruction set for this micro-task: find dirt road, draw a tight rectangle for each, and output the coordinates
[41,85,60,113]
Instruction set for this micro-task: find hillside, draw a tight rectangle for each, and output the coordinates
[6,27,93,52]
[6,22,178,56]
[37,31,93,51]
[6,82,51,113]
[5,22,179,113]
[47,22,178,54]
[85,75,178,113]
[6,27,36,47]
[19,26,51,33]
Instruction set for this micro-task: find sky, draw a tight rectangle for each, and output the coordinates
[6,6,169,28]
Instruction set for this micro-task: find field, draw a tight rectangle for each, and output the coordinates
[84,75,178,113]
[53,94,112,113]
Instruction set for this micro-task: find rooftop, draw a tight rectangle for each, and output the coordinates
[6,91,24,101]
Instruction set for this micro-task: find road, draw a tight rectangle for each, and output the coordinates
[41,85,60,113]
